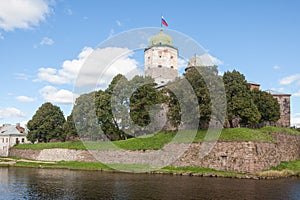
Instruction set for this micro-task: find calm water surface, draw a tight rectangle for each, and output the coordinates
[0,167,300,200]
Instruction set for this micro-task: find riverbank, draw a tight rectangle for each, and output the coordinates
[1,157,299,179]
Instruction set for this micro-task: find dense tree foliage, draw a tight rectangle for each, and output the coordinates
[251,89,280,124]
[167,66,226,129]
[72,91,103,141]
[129,75,165,135]
[223,70,261,127]
[95,74,164,139]
[63,113,79,140]
[27,102,66,143]
[28,67,281,143]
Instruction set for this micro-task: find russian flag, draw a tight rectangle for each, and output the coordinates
[161,16,168,27]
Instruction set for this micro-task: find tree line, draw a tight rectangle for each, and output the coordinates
[27,66,280,143]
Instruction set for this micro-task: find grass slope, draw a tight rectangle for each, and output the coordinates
[13,127,298,151]
[258,160,300,178]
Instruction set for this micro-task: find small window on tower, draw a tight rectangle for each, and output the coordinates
[159,56,162,58]
[148,56,150,59]
[171,56,173,59]
[171,66,174,69]
[158,65,162,68]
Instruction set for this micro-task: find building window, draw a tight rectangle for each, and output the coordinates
[148,56,150,59]
[22,138,25,143]
[171,56,173,59]
[171,66,174,69]
[158,65,162,68]
[159,56,162,58]
[6,138,8,143]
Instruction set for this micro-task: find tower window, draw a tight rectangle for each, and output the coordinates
[158,65,162,68]
[159,56,162,58]
[148,56,150,59]
[171,56,173,59]
[170,66,174,69]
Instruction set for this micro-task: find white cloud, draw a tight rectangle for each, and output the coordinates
[279,74,300,85]
[116,20,122,26]
[0,0,52,31]
[273,65,280,70]
[198,53,223,66]
[40,37,54,46]
[0,107,26,119]
[291,117,300,127]
[36,46,139,91]
[15,73,30,80]
[178,58,188,73]
[293,113,300,117]
[75,47,139,90]
[109,28,115,38]
[35,46,93,84]
[294,90,300,97]
[39,86,78,104]
[65,8,72,16]
[16,96,36,102]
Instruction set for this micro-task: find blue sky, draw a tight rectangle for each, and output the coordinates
[0,0,299,126]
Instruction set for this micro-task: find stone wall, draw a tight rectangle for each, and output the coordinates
[174,133,300,173]
[9,133,300,174]
[272,94,291,127]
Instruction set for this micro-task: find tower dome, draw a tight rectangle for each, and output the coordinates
[144,29,178,85]
[149,29,173,47]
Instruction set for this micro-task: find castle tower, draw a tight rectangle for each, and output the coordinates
[144,29,178,85]
[266,90,291,127]
[185,54,204,71]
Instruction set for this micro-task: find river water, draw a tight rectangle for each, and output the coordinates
[0,167,300,200]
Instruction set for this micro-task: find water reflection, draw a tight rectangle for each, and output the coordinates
[0,167,300,199]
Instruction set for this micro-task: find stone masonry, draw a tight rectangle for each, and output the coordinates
[9,133,300,174]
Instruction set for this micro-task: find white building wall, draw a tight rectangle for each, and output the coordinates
[145,46,178,84]
[0,135,28,156]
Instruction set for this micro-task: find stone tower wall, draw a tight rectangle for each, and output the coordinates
[144,46,178,84]
[272,95,291,127]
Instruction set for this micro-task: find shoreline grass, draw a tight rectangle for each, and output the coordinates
[13,127,298,151]
[257,160,300,178]
[1,157,299,179]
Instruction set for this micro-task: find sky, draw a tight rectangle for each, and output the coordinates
[0,0,299,127]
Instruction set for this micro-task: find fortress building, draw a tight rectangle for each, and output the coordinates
[144,30,291,128]
[266,90,291,127]
[144,29,178,85]
[185,54,205,72]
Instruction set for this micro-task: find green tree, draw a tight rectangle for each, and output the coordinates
[95,74,130,140]
[251,89,280,123]
[129,75,164,135]
[72,92,103,141]
[223,70,261,127]
[167,66,225,129]
[27,102,66,143]
[63,113,79,141]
